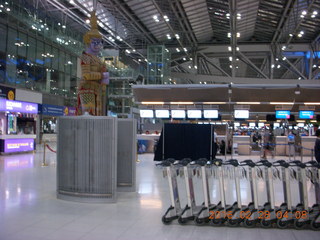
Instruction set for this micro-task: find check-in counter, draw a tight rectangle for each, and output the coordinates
[275,136,286,156]
[137,134,160,153]
[301,136,316,156]
[233,135,251,155]
[0,135,36,154]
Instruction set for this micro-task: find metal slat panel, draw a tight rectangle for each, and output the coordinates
[117,119,137,192]
[57,116,117,203]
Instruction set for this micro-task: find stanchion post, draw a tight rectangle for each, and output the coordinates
[311,149,314,161]
[42,140,48,167]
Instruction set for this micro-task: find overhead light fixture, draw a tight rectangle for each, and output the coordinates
[304,102,320,105]
[271,64,275,68]
[300,31,304,35]
[282,57,286,60]
[237,32,240,38]
[183,48,187,52]
[170,102,194,105]
[301,10,307,15]
[298,34,302,38]
[228,84,232,94]
[236,102,261,105]
[175,34,180,39]
[289,33,293,37]
[229,56,233,61]
[194,65,197,69]
[270,102,294,105]
[277,64,281,68]
[176,48,180,52]
[227,33,231,38]
[141,102,164,105]
[183,57,186,61]
[228,46,232,51]
[166,34,171,39]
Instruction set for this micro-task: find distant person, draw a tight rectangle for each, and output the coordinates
[262,130,274,160]
[315,129,320,163]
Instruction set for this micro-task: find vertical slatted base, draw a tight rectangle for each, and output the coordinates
[117,119,137,192]
[57,116,117,203]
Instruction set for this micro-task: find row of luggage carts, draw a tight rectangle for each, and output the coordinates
[157,158,320,230]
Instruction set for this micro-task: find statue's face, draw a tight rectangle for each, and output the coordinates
[88,38,102,55]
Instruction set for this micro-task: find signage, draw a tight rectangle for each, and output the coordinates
[63,106,76,116]
[3,138,35,153]
[0,99,38,113]
[41,104,65,116]
[234,110,249,119]
[299,110,314,119]
[171,110,186,119]
[276,110,290,119]
[0,86,15,100]
[140,109,154,118]
[187,110,202,119]
[155,110,169,118]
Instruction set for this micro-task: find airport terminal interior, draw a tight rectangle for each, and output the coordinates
[1,0,320,239]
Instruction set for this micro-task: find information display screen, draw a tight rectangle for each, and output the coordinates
[203,110,218,119]
[276,110,290,119]
[234,110,249,119]
[187,110,202,119]
[171,110,186,119]
[299,111,314,119]
[155,110,170,118]
[139,109,154,118]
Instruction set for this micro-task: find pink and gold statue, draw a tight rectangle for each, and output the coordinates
[77,11,109,116]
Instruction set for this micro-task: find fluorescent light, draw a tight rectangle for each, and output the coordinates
[141,102,164,105]
[236,102,260,104]
[270,102,294,105]
[304,102,320,105]
[170,102,194,105]
[203,102,227,104]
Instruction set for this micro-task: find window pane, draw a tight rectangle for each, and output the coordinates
[28,37,36,62]
[36,40,44,65]
[0,24,7,52]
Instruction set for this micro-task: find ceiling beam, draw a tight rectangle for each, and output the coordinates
[237,51,269,78]
[171,72,320,84]
[199,53,230,77]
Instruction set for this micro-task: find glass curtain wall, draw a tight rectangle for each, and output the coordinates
[0,22,80,100]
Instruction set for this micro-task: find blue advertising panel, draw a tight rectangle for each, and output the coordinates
[299,111,314,119]
[276,110,290,119]
[41,104,65,116]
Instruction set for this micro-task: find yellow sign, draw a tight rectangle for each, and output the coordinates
[7,90,14,100]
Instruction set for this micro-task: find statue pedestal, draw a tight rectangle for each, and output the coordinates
[57,116,117,203]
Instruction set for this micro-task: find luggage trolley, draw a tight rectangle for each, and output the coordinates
[159,159,182,224]
[293,161,320,230]
[193,158,216,225]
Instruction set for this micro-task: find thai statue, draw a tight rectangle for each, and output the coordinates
[77,11,109,116]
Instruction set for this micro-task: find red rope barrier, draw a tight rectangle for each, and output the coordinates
[46,144,57,153]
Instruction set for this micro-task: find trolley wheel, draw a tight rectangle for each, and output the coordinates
[243,219,256,228]
[227,219,240,227]
[211,218,223,226]
[162,215,172,225]
[311,219,320,231]
[276,219,289,229]
[261,219,272,228]
[178,216,187,225]
[293,219,305,230]
[195,216,205,225]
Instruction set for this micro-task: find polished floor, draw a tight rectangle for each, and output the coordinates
[0,145,319,240]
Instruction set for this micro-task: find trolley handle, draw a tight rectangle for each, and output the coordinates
[304,161,320,168]
[240,159,256,167]
[289,160,306,168]
[156,160,172,167]
[224,159,239,167]
[256,160,272,167]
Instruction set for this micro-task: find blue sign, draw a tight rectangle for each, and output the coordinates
[41,104,65,116]
[0,99,38,113]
